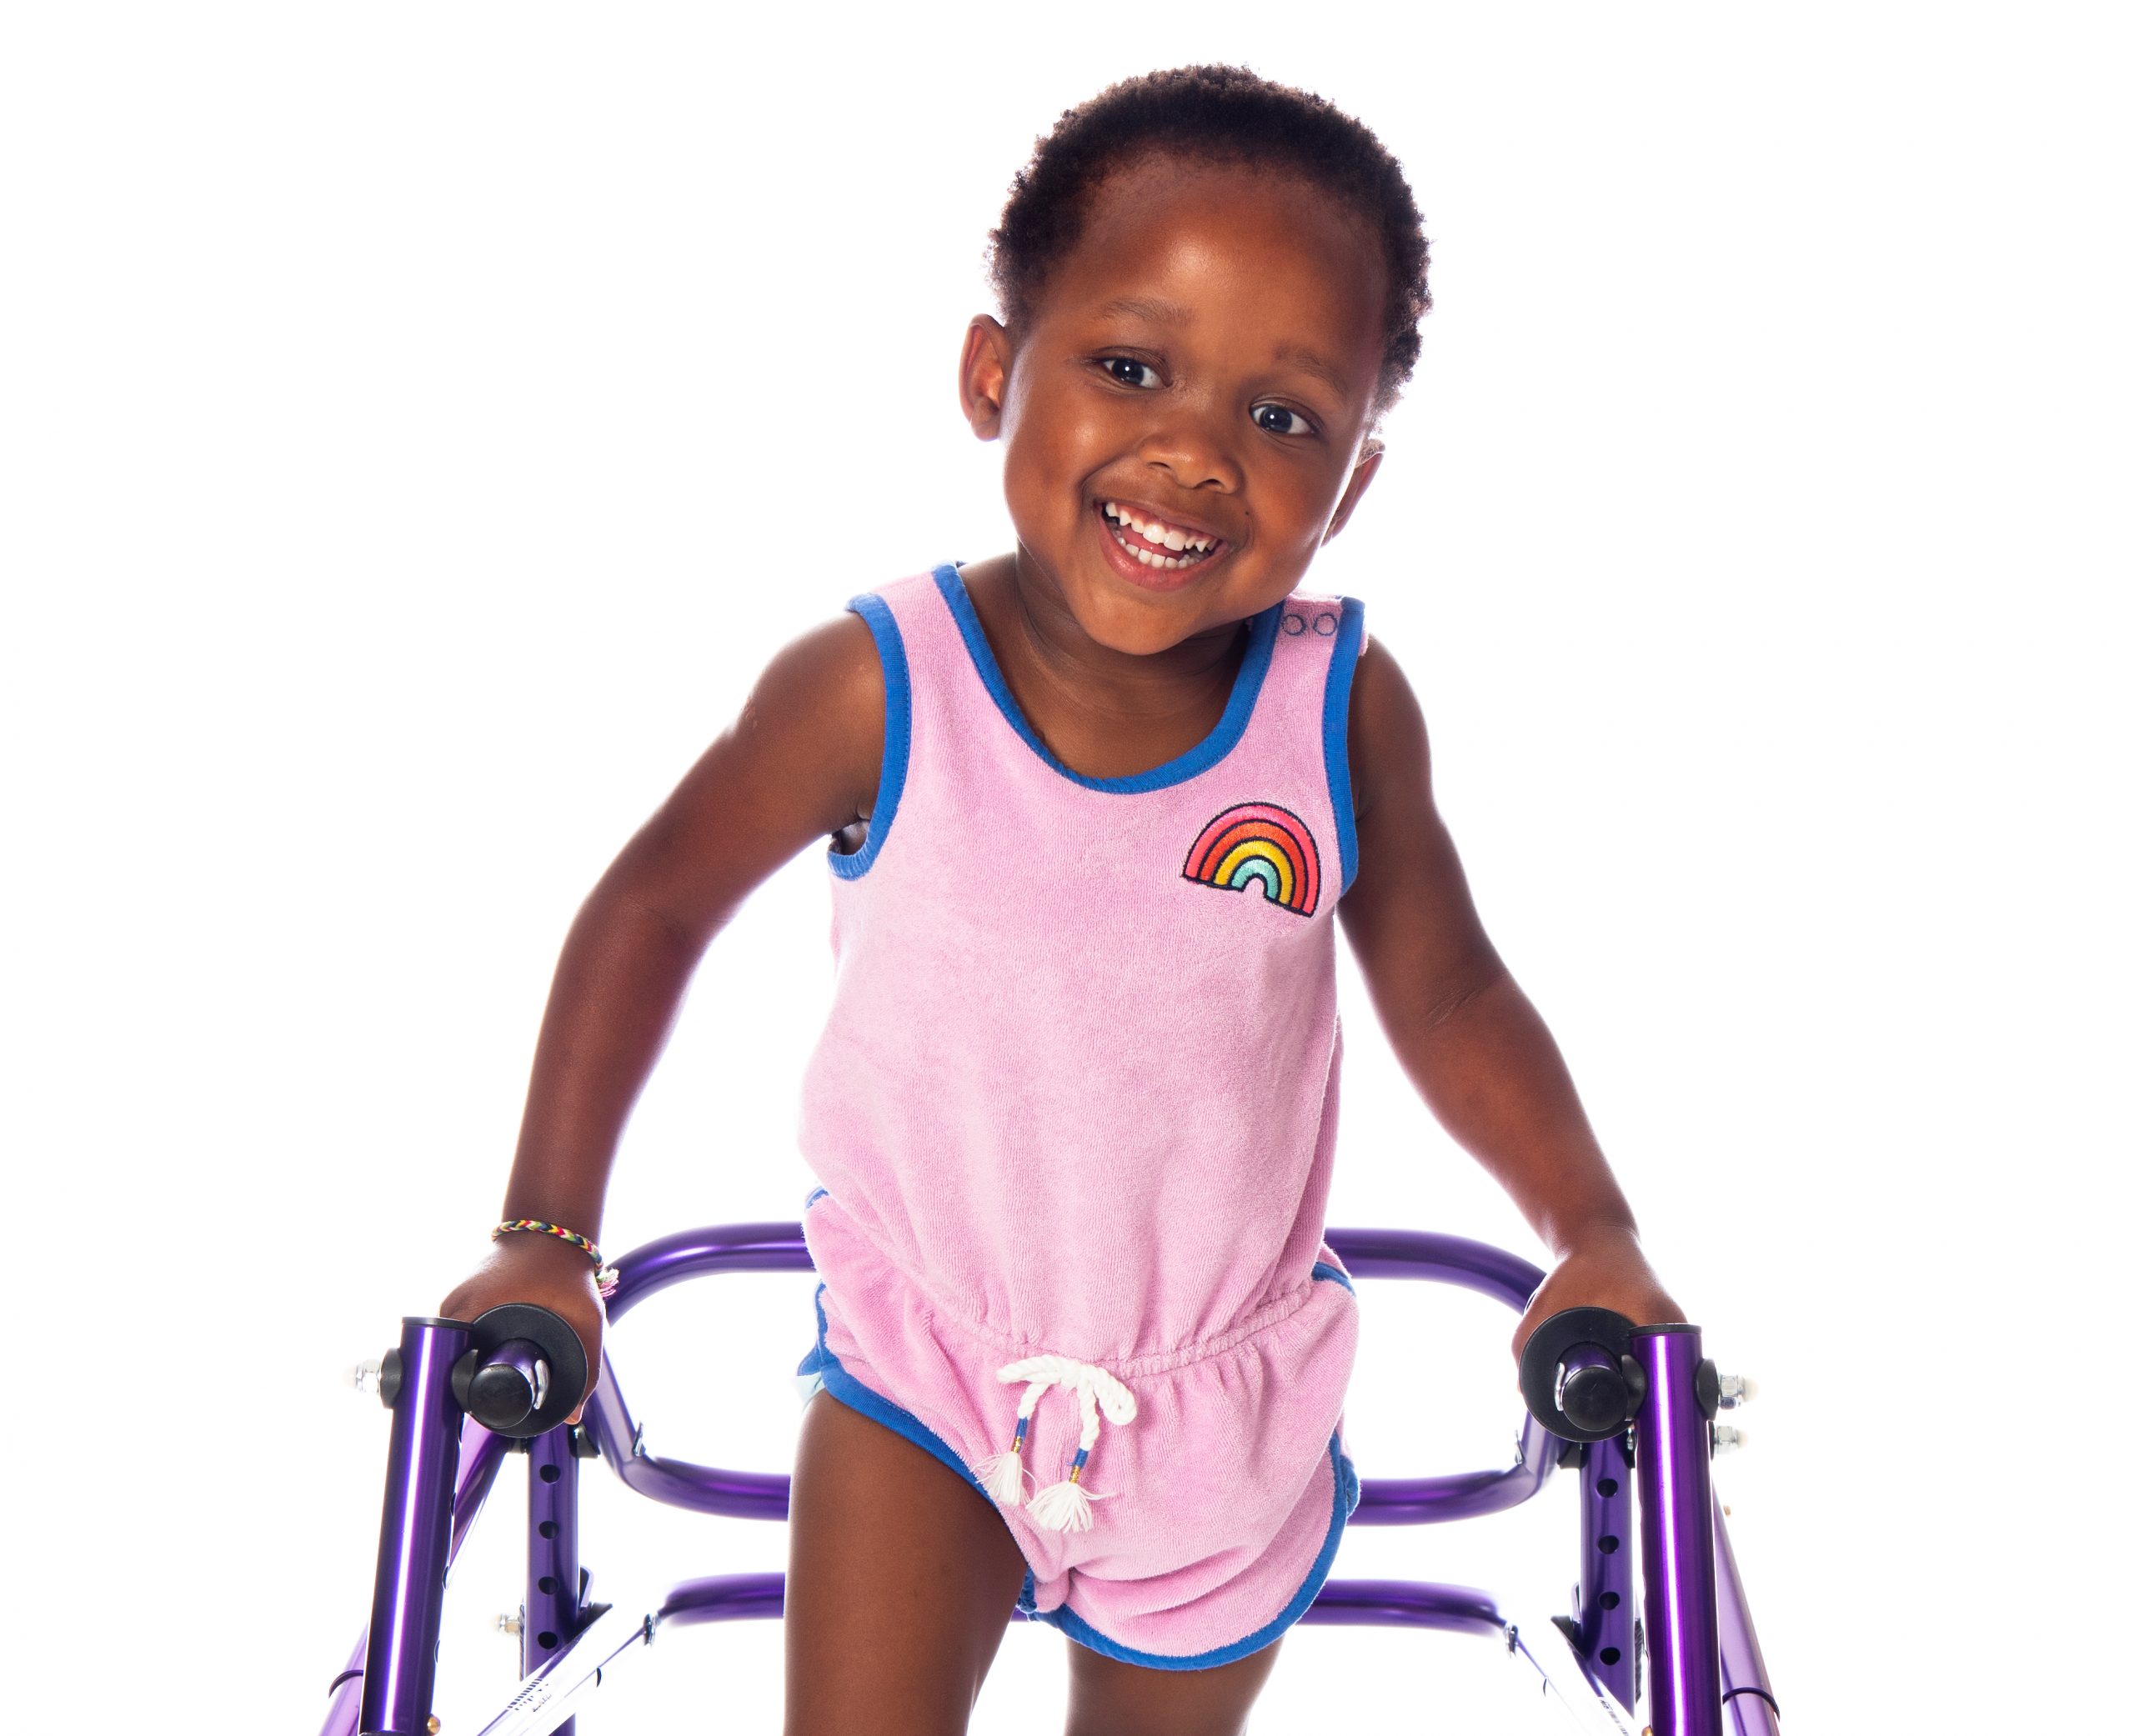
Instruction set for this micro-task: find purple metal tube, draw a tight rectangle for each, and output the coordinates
[603,1221,812,1323]
[523,1426,584,1736]
[1350,1409,1560,1524]
[584,1348,1562,1527]
[1325,1226,1543,1312]
[578,1223,810,1518]
[1714,1496,1781,1733]
[651,1571,1506,1644]
[1574,1433,1637,1711]
[321,1630,367,1736]
[579,1347,793,1518]
[659,1572,788,1626]
[579,1223,1567,1527]
[1299,1578,1505,1637]
[360,1316,473,1736]
[321,1425,509,1736]
[603,1223,1546,1321]
[1631,1327,1722,1736]
[450,1423,512,1563]
[1332,1228,1556,1524]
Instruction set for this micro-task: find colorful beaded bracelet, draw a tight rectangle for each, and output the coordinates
[493,1218,619,1298]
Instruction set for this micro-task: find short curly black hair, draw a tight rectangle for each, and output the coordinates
[989,66,1431,417]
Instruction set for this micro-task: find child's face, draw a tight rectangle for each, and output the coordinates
[964,157,1389,656]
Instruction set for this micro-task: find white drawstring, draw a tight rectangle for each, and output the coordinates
[970,1353,1138,1532]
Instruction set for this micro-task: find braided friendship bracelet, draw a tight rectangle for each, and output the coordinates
[493,1218,620,1298]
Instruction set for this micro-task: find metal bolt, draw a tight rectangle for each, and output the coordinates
[348,1359,383,1396]
[1717,1372,1756,1408]
[496,1613,522,1638]
[1712,1424,1747,1454]
[427,1719,440,1733]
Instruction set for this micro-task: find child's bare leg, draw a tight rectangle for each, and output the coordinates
[1064,1640,1282,1736]
[785,1389,1029,1736]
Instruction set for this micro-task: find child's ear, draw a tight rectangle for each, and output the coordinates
[1321,438,1385,545]
[959,316,1012,441]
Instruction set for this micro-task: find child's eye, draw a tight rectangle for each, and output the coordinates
[1251,403,1316,438]
[1100,357,1161,389]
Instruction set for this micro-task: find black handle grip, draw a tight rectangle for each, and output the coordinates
[449,1303,589,1439]
[1518,1306,1646,1443]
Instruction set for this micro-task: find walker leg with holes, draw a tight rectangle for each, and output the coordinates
[323,1223,1781,1735]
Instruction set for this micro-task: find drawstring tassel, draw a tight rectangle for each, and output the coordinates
[1028,1448,1095,1533]
[996,1356,1138,1533]
[973,1415,1031,1508]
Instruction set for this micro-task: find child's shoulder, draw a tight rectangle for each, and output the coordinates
[750,602,884,715]
[706,603,886,822]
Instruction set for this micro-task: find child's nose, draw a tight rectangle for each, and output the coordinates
[1134,409,1243,493]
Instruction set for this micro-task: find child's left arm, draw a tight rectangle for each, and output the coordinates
[1335,633,1685,1357]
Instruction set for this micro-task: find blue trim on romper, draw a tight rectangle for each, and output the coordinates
[1030,1435,1360,1670]
[828,593,911,879]
[796,1283,1045,1613]
[800,1283,997,1497]
[929,563,1282,793]
[1322,598,1365,896]
[1309,1259,1354,1293]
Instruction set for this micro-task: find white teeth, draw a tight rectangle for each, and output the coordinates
[1103,502,1216,568]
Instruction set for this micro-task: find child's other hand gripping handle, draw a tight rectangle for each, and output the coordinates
[438,1232,609,1425]
[1334,636,1686,1364]
[1510,1230,1682,1362]
[434,613,890,1423]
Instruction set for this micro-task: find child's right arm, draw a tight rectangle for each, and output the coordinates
[436,610,888,1418]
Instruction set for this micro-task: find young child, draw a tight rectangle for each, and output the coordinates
[441,65,1681,1736]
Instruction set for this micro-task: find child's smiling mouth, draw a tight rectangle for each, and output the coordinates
[1095,499,1230,584]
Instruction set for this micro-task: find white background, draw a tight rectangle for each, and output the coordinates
[7,4,2128,1730]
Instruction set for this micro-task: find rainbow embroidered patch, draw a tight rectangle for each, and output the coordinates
[1182,803,1321,918]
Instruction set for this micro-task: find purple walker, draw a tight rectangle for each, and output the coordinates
[323,1224,1779,1734]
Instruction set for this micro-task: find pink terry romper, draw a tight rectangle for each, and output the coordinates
[794,563,1366,1669]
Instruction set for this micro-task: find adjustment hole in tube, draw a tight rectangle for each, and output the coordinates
[1598,1535,1620,1554]
[539,1576,558,1595]
[539,1463,563,1484]
[1600,1592,1621,1610]
[539,1631,559,1650]
[1597,1477,1619,1498]
[539,1520,558,1539]
[1600,1647,1621,1666]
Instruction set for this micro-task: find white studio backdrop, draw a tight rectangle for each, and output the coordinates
[4,4,2127,1730]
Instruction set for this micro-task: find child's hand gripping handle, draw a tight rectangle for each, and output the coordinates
[438,1232,605,1431]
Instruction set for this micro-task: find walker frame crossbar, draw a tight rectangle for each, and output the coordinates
[323,1223,1779,1736]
